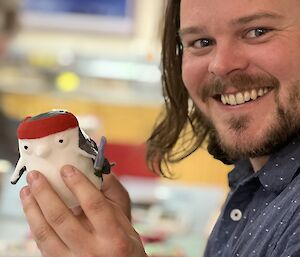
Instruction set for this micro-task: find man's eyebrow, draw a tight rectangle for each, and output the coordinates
[231,12,283,25]
[178,26,206,38]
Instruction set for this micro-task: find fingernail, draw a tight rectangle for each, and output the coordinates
[27,171,39,186]
[62,165,77,177]
[20,186,31,200]
[71,206,83,216]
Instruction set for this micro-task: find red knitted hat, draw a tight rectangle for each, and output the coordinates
[17,111,79,139]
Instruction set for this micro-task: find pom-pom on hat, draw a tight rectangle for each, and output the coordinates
[17,110,79,139]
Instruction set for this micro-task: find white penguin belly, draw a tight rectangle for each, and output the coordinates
[26,155,101,208]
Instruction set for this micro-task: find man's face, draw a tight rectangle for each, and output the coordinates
[179,0,300,159]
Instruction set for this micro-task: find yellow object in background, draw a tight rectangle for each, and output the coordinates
[56,72,80,92]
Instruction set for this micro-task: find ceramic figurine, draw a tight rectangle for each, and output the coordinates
[10,110,112,208]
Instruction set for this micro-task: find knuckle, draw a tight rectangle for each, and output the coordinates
[111,202,124,215]
[34,225,52,243]
[47,209,69,226]
[84,197,106,213]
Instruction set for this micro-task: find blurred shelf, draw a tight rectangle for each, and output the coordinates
[0,52,163,106]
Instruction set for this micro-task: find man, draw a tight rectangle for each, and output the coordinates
[19,0,300,257]
[148,0,300,256]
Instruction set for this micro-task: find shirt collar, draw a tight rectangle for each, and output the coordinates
[228,159,254,189]
[228,136,300,193]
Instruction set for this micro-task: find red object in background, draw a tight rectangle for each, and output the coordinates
[141,232,166,244]
[105,143,158,179]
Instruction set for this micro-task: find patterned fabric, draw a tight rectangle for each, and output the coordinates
[204,136,300,257]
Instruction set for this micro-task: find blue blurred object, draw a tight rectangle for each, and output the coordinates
[21,0,134,34]
[23,0,130,17]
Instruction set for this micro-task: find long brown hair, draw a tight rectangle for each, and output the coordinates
[146,0,211,177]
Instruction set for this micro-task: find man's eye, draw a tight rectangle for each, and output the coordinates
[24,145,28,150]
[193,38,214,48]
[246,28,271,38]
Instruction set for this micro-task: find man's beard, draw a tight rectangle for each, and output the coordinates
[197,74,300,163]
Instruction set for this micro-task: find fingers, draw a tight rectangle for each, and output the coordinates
[24,171,92,255]
[61,166,119,230]
[61,165,134,236]
[20,186,69,257]
[101,173,132,221]
[21,168,147,257]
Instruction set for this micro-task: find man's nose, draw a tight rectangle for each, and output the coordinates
[208,41,249,78]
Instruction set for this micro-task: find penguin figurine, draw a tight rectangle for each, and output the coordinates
[10,110,113,208]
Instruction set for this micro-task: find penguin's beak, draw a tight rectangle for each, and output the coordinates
[35,144,50,157]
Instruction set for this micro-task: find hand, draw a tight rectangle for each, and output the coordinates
[19,165,147,257]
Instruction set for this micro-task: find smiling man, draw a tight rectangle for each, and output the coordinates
[147,0,300,256]
[18,0,300,257]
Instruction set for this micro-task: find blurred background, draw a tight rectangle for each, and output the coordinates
[0,0,232,256]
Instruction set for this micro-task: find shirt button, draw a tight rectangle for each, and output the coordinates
[230,209,242,221]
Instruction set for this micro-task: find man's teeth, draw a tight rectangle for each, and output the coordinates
[221,88,269,106]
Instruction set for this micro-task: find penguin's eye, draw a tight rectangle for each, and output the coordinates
[20,141,32,155]
[55,134,68,148]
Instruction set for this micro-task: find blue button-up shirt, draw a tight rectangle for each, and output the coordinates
[204,136,300,257]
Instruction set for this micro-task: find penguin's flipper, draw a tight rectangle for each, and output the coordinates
[78,128,98,158]
[10,166,26,185]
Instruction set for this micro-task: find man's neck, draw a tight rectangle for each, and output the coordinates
[249,156,270,172]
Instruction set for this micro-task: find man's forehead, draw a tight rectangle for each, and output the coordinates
[180,0,295,28]
[182,0,293,13]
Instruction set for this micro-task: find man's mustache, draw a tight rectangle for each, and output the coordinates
[200,73,280,102]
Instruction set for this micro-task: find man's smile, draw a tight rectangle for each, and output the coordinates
[217,87,272,106]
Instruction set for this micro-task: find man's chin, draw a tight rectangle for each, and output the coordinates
[219,139,264,160]
[216,127,299,161]
[218,137,255,160]
[209,127,274,162]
